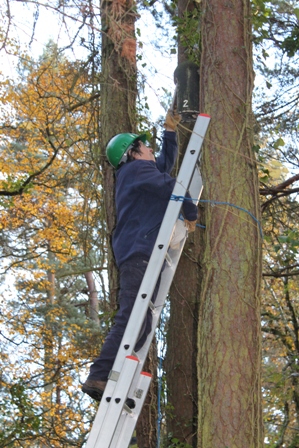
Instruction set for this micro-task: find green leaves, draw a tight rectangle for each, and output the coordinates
[252,0,299,57]
[277,231,299,252]
[273,137,285,149]
[168,437,193,448]
[281,26,299,57]
[252,0,272,38]
[172,7,201,62]
[0,174,33,195]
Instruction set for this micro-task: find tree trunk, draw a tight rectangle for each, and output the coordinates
[85,271,99,324]
[136,342,158,448]
[99,0,157,444]
[166,124,200,447]
[165,1,200,446]
[99,0,138,309]
[198,1,263,447]
[42,255,56,448]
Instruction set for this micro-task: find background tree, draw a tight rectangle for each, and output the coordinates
[252,1,299,445]
[98,0,158,445]
[0,43,105,447]
[165,1,202,447]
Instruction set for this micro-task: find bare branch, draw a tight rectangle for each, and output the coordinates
[260,173,299,196]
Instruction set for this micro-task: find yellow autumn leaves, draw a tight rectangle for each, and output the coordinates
[0,44,105,445]
[0,46,101,269]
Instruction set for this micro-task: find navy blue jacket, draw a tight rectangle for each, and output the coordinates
[112,131,198,267]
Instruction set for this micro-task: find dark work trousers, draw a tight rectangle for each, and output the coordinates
[88,255,162,382]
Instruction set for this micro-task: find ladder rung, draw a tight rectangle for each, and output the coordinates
[149,300,155,311]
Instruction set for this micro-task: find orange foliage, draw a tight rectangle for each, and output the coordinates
[0,47,107,445]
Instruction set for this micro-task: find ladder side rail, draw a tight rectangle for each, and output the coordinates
[108,139,207,447]
[106,126,208,447]
[85,191,188,448]
[130,237,186,368]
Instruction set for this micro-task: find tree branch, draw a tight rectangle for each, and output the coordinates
[260,173,299,196]
[0,130,59,196]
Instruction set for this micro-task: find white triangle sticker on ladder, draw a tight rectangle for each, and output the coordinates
[85,114,210,448]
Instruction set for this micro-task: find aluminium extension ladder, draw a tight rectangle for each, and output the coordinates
[86,113,210,448]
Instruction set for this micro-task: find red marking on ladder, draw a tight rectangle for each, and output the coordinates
[141,371,152,377]
[199,113,211,118]
[126,355,139,361]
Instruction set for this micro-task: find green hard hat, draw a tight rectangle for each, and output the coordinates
[106,133,147,168]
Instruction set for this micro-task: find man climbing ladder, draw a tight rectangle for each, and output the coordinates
[84,111,210,448]
[82,108,198,401]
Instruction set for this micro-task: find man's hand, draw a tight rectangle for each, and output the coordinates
[184,219,197,233]
[164,109,181,131]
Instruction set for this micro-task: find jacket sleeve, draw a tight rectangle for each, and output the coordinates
[133,162,176,198]
[155,131,178,174]
[133,162,198,221]
[181,191,198,221]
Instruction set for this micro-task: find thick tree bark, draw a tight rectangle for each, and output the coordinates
[135,342,158,448]
[198,1,263,447]
[99,0,138,309]
[98,0,157,444]
[165,1,200,446]
[166,124,200,447]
